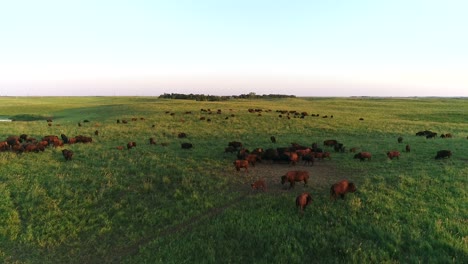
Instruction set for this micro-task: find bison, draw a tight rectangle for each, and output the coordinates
[270,136,276,143]
[224,146,236,153]
[435,150,452,160]
[284,151,299,166]
[127,142,137,149]
[354,152,371,161]
[149,138,156,145]
[228,141,243,150]
[330,180,357,200]
[281,171,309,189]
[251,179,266,191]
[405,144,411,152]
[62,149,74,161]
[387,151,400,160]
[181,142,193,149]
[296,192,313,213]
[245,154,260,167]
[233,160,249,173]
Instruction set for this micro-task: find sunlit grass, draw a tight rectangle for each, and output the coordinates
[0,96,466,263]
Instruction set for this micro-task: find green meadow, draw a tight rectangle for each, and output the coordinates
[0,96,466,263]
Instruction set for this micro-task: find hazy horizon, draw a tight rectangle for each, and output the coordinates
[1,1,467,97]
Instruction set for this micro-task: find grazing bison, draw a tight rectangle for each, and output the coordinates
[281,171,309,189]
[435,150,452,160]
[387,151,400,160]
[62,149,74,161]
[270,136,276,143]
[228,141,243,150]
[354,152,372,161]
[284,151,299,166]
[94,130,99,136]
[426,132,437,139]
[302,153,315,166]
[398,137,403,143]
[127,142,137,149]
[181,143,193,149]
[149,138,156,145]
[237,148,250,159]
[251,179,266,191]
[61,134,69,144]
[334,143,345,152]
[178,132,187,138]
[405,144,411,152]
[245,154,260,167]
[296,192,313,213]
[224,146,236,153]
[330,180,357,200]
[233,160,249,173]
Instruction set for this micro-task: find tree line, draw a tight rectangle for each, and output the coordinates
[158,92,296,101]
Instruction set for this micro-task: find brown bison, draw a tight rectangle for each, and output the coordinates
[330,180,357,200]
[435,150,452,160]
[251,179,266,191]
[281,171,309,189]
[296,192,313,213]
[405,144,411,152]
[234,160,249,173]
[284,151,299,166]
[0,141,9,151]
[127,142,137,149]
[270,136,276,143]
[149,138,156,145]
[178,132,187,138]
[354,152,371,161]
[387,151,400,160]
[62,149,74,161]
[245,154,260,167]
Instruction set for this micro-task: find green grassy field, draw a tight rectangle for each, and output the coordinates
[0,96,466,263]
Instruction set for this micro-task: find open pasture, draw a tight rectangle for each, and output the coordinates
[0,96,467,263]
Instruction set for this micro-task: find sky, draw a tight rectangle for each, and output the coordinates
[1,0,467,97]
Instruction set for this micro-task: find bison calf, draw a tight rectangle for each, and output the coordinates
[62,149,74,161]
[330,180,357,200]
[296,192,313,213]
[251,179,266,191]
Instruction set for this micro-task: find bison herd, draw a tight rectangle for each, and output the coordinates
[228,128,456,214]
[2,109,459,218]
[0,134,92,160]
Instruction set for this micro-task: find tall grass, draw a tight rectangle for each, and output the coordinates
[0,97,466,263]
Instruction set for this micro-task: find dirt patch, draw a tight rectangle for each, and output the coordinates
[231,160,351,193]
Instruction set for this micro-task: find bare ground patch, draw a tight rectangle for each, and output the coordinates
[228,160,355,194]
[110,160,354,261]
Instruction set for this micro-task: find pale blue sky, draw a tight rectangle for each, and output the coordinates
[1,0,467,96]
